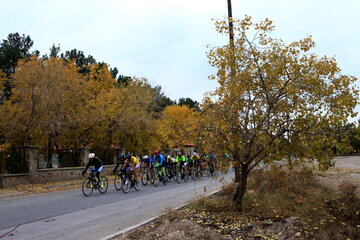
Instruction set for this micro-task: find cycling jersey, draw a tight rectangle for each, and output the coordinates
[153,154,166,167]
[190,155,199,162]
[127,156,139,167]
[84,157,103,172]
[113,157,126,173]
[176,155,186,162]
[148,157,154,165]
[168,157,176,163]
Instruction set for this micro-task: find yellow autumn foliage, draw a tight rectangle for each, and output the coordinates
[202,16,358,207]
[156,105,200,149]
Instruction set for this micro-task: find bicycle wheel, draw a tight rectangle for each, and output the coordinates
[98,176,108,194]
[141,171,148,186]
[191,169,196,180]
[196,169,201,180]
[114,175,122,191]
[175,170,181,184]
[183,170,189,182]
[134,176,142,191]
[152,170,160,187]
[166,170,171,183]
[82,178,93,197]
[162,173,168,185]
[121,177,131,193]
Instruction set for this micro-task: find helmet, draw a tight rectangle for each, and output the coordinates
[143,155,149,160]
[167,155,171,159]
[126,153,133,160]
[88,153,95,158]
[119,153,125,158]
[177,152,182,156]
[154,150,159,155]
[192,152,197,156]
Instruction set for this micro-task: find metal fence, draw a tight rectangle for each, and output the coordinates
[37,148,81,169]
[0,147,28,174]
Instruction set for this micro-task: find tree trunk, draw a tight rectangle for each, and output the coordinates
[46,133,55,168]
[234,160,240,183]
[232,164,249,211]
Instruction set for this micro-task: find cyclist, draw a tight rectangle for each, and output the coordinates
[166,154,176,178]
[167,154,176,168]
[142,154,153,169]
[113,153,126,174]
[200,153,208,173]
[190,152,201,175]
[190,152,199,166]
[153,150,167,182]
[176,151,187,178]
[176,152,186,167]
[208,152,216,175]
[82,153,104,188]
[123,153,140,180]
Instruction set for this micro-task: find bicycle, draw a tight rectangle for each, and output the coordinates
[178,162,189,182]
[120,167,142,193]
[141,166,150,185]
[191,163,202,181]
[114,167,126,191]
[82,171,108,197]
[148,167,160,187]
[166,164,180,184]
[154,164,168,185]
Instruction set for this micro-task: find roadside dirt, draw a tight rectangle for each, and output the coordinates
[113,156,360,240]
[316,156,360,193]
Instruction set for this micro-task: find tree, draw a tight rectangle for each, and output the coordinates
[110,67,132,86]
[156,105,199,149]
[42,44,61,59]
[202,16,358,210]
[150,86,175,113]
[0,57,84,166]
[0,33,34,101]
[61,49,96,75]
[178,97,200,111]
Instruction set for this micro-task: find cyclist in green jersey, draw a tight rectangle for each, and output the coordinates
[176,152,186,169]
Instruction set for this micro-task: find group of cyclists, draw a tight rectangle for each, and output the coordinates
[81,150,220,195]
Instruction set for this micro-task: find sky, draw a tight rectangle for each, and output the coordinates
[1,0,360,119]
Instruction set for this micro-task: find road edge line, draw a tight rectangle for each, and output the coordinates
[100,189,220,240]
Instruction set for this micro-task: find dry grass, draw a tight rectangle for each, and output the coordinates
[185,165,360,240]
[227,167,359,239]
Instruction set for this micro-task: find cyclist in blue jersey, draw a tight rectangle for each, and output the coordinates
[142,154,154,169]
[153,150,167,182]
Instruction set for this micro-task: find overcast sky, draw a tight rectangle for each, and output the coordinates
[1,0,360,119]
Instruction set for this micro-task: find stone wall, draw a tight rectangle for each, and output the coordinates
[0,165,116,188]
[0,173,30,188]
[30,165,116,184]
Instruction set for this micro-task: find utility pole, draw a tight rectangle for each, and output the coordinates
[227,0,238,184]
[227,0,236,78]
[227,0,235,51]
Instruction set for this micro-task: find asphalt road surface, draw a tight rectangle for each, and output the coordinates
[0,173,232,240]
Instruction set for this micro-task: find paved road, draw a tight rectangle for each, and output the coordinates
[0,174,232,240]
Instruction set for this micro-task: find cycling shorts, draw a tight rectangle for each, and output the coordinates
[91,166,103,172]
